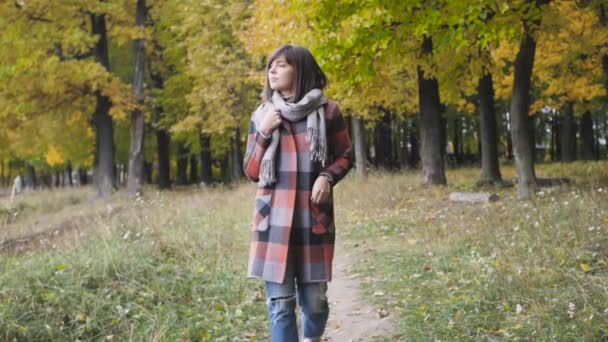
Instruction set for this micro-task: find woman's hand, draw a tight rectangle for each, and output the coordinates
[311,175,331,204]
[259,110,282,136]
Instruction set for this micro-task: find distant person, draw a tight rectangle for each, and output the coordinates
[11,173,23,200]
[243,45,353,342]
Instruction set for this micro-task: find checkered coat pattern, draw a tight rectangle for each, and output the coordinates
[243,100,353,284]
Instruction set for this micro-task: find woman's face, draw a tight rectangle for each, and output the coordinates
[268,55,295,96]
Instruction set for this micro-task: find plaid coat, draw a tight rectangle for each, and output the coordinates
[243,100,353,284]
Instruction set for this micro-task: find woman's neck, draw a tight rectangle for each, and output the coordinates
[279,89,294,98]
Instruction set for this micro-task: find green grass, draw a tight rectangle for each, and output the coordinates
[334,162,608,341]
[0,161,607,340]
[0,184,268,341]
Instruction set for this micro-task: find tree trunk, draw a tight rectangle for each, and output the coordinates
[7,164,12,190]
[126,0,147,197]
[176,143,189,185]
[409,120,420,168]
[79,168,88,185]
[560,102,577,162]
[66,162,73,186]
[550,112,559,161]
[156,127,171,189]
[149,73,171,190]
[600,107,608,159]
[595,126,601,160]
[114,164,121,188]
[144,161,153,184]
[417,36,446,185]
[477,72,502,183]
[509,19,540,200]
[189,154,198,184]
[391,116,399,166]
[231,125,243,181]
[504,112,514,160]
[452,117,462,165]
[529,115,536,163]
[462,117,470,157]
[91,13,115,198]
[351,115,368,177]
[475,117,482,163]
[26,164,37,190]
[200,133,212,184]
[51,172,57,188]
[221,153,230,183]
[374,109,393,168]
[399,120,409,169]
[40,172,51,189]
[580,110,595,160]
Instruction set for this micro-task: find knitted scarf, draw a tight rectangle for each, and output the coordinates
[252,88,328,186]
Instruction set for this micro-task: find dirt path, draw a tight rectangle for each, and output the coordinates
[323,241,396,341]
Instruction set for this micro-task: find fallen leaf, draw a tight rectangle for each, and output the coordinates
[377,308,389,318]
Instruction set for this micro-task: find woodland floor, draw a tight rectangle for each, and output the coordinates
[1,161,607,340]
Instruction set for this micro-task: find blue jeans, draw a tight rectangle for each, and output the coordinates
[265,250,329,341]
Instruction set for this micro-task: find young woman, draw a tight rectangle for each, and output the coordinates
[243,45,353,341]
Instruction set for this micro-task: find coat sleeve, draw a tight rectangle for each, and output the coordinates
[243,111,272,183]
[319,103,353,186]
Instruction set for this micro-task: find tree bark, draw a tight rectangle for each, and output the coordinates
[40,172,51,189]
[144,161,153,184]
[474,117,481,163]
[374,109,393,168]
[477,72,502,183]
[155,127,171,189]
[409,120,420,168]
[126,0,147,197]
[149,72,171,190]
[560,102,577,162]
[200,133,212,184]
[189,154,198,184]
[176,143,189,185]
[79,168,88,185]
[504,112,514,160]
[417,36,446,185]
[51,172,57,188]
[509,19,540,200]
[580,110,595,160]
[221,153,230,183]
[66,162,73,186]
[351,115,368,177]
[529,115,536,163]
[231,125,243,181]
[399,120,409,169]
[91,13,115,198]
[26,164,37,189]
[600,107,608,159]
[452,117,462,165]
[550,112,559,161]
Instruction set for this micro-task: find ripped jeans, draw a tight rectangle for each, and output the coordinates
[264,249,329,341]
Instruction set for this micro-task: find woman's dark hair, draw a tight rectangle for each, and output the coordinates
[261,45,328,103]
